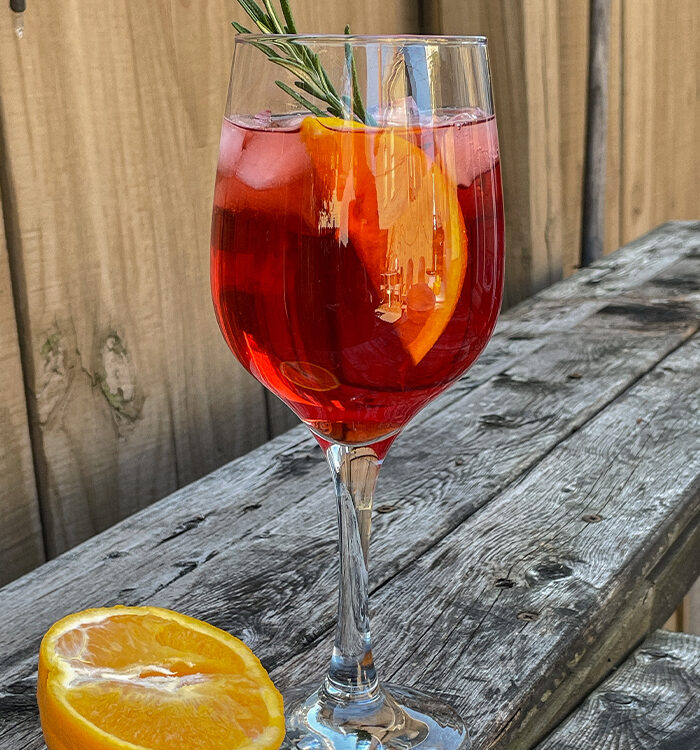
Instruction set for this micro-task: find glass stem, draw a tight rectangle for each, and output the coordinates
[325,444,382,699]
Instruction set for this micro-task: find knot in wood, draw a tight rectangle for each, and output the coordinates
[516,611,539,622]
[532,562,573,581]
[494,577,515,588]
[104,550,128,560]
[601,691,645,709]
[582,513,603,523]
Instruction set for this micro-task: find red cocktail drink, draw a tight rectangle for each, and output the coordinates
[211,112,504,452]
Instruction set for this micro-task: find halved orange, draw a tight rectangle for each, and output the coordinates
[300,117,468,365]
[37,606,285,750]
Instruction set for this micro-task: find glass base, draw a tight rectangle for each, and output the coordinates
[282,682,470,750]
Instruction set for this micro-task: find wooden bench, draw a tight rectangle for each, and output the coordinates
[0,221,698,749]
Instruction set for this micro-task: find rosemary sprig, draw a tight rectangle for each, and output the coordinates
[344,25,376,126]
[233,0,372,124]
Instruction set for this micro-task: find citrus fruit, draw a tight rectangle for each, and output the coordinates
[37,606,285,750]
[299,116,468,365]
[280,360,340,392]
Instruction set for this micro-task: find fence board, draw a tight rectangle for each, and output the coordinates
[0,1,419,565]
[434,1,566,306]
[558,0,589,276]
[604,0,623,255]
[620,0,700,244]
[0,196,44,584]
[437,0,699,280]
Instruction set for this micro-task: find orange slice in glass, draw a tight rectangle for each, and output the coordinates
[37,606,285,750]
[300,117,468,365]
[280,360,340,392]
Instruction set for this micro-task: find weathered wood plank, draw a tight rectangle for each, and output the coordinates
[0,195,44,584]
[274,333,700,750]
[0,224,697,748]
[0,0,420,563]
[0,222,687,632]
[536,630,700,749]
[0,225,694,615]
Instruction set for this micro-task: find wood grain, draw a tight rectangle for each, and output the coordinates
[2,0,697,579]
[0,222,697,749]
[0,0,420,561]
[437,1,700,274]
[0,196,44,584]
[0,0,268,557]
[537,630,700,749]
[619,0,700,245]
[436,0,566,305]
[580,0,610,265]
[557,0,589,277]
[604,0,622,256]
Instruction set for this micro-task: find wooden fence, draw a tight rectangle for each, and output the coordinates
[0,0,698,609]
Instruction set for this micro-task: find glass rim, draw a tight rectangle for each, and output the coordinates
[234,33,488,46]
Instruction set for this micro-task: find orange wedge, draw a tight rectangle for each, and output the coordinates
[37,606,285,750]
[300,117,468,365]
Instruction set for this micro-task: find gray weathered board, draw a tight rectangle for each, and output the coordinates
[0,222,698,749]
[537,629,700,749]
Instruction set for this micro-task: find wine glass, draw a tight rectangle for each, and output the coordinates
[211,33,504,750]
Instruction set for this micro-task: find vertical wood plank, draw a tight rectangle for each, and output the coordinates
[0,2,271,558]
[620,0,700,244]
[619,0,657,243]
[437,0,565,305]
[0,0,419,567]
[523,1,565,293]
[557,0,590,276]
[0,195,44,584]
[580,0,611,266]
[604,0,622,255]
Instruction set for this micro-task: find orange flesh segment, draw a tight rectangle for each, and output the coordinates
[38,607,284,750]
[300,117,468,365]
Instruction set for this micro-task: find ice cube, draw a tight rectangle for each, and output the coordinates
[234,129,312,191]
[269,113,306,131]
[437,116,499,187]
[253,110,273,128]
[434,109,485,126]
[231,112,306,131]
[378,96,423,126]
[217,119,245,176]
